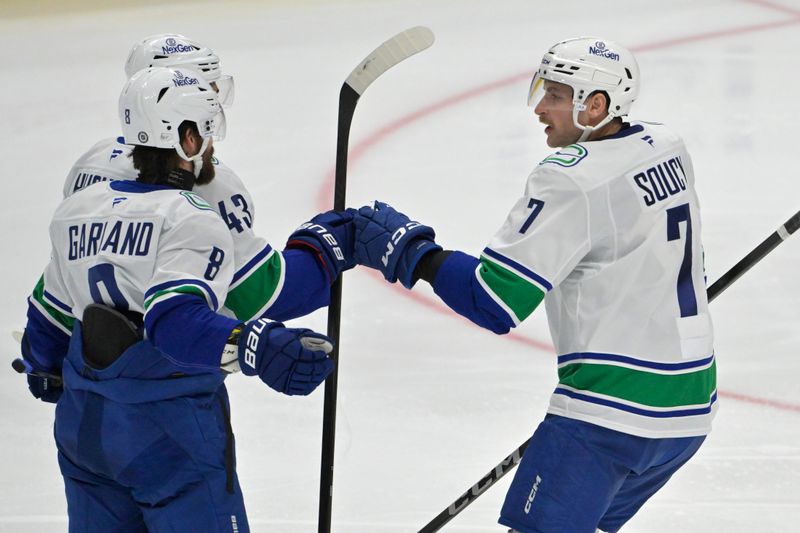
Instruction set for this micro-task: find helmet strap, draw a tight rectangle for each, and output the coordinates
[572,104,615,143]
[174,137,210,179]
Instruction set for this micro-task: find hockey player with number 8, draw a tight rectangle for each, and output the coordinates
[23,35,352,403]
[18,66,338,532]
[28,34,351,380]
[348,38,715,532]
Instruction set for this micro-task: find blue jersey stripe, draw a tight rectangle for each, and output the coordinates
[554,388,718,418]
[482,247,553,291]
[558,352,715,371]
[232,244,273,285]
[146,278,218,310]
[42,290,73,315]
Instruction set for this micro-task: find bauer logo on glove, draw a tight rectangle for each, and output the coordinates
[296,221,347,263]
[237,318,334,396]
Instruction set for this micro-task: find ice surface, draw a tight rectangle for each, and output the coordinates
[1,0,798,531]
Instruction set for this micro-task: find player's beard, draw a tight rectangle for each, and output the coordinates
[194,145,216,185]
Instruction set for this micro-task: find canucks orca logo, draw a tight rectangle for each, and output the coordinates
[541,144,588,167]
[180,191,214,211]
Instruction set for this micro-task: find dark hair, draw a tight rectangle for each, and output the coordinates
[131,121,198,184]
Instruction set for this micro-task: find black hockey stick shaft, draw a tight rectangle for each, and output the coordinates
[318,27,435,533]
[318,83,359,533]
[417,208,800,533]
[707,209,800,302]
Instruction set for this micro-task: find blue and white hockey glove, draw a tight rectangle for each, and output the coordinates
[19,331,62,404]
[237,318,334,396]
[351,201,442,289]
[286,210,355,283]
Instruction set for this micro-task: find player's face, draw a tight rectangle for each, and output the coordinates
[534,81,582,148]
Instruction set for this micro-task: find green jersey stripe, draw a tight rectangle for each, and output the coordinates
[477,257,545,323]
[558,359,717,408]
[224,250,284,321]
[31,276,74,334]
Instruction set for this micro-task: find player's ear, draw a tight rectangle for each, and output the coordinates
[179,123,202,156]
[588,91,610,120]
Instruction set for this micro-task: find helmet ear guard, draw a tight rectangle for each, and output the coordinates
[529,37,640,140]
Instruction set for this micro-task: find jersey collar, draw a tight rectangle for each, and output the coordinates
[110,180,173,193]
[593,122,644,142]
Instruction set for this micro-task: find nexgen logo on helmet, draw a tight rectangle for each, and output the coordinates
[125,33,235,108]
[172,71,200,87]
[588,41,620,61]
[528,36,640,142]
[161,37,198,55]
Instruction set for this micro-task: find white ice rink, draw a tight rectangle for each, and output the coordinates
[2,0,799,531]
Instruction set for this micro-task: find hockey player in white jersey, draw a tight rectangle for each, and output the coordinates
[347,37,714,532]
[58,34,348,330]
[20,67,335,532]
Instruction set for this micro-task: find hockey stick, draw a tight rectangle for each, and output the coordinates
[10,331,64,386]
[417,208,800,533]
[11,358,63,386]
[319,26,435,533]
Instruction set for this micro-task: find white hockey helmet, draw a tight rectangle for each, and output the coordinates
[528,37,639,141]
[119,66,226,175]
[124,34,234,107]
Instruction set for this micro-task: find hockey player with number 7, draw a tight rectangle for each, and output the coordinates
[17,67,340,532]
[348,38,716,532]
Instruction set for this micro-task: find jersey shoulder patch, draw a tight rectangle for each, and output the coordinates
[539,144,588,168]
[180,191,215,211]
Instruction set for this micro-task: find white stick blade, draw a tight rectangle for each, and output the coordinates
[345,26,435,95]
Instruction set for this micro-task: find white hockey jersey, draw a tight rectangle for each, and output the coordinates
[41,181,234,332]
[62,137,284,322]
[479,122,715,438]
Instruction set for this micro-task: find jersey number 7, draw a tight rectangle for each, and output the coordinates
[519,198,545,234]
[667,202,698,317]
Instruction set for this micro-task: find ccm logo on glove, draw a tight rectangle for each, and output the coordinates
[382,222,422,267]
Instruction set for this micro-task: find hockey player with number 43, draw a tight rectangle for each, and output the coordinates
[347,38,715,532]
[54,34,345,331]
[24,35,352,401]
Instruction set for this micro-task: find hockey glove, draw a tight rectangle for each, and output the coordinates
[237,318,334,396]
[19,331,62,404]
[286,210,355,283]
[352,201,442,288]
